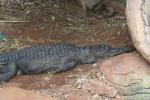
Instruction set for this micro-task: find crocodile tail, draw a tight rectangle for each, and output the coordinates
[0,62,17,82]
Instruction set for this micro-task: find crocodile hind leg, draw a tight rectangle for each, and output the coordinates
[55,56,78,73]
[0,62,17,82]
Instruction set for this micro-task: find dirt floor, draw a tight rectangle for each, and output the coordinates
[0,0,134,100]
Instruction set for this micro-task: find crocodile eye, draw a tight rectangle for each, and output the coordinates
[99,44,112,50]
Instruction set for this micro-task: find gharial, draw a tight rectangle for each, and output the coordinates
[0,43,134,82]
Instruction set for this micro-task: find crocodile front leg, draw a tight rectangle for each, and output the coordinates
[0,62,17,82]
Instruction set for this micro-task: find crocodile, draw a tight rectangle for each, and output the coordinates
[0,43,134,82]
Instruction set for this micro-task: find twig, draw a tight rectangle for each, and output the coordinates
[0,20,30,23]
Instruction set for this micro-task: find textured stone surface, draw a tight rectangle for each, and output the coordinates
[84,79,118,97]
[0,87,57,100]
[126,0,150,63]
[101,52,150,96]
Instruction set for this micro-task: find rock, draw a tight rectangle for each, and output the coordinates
[84,79,118,98]
[0,87,58,100]
[126,0,150,63]
[100,52,150,96]
[64,90,91,100]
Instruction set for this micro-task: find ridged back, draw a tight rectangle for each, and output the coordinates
[0,43,82,64]
[0,43,134,64]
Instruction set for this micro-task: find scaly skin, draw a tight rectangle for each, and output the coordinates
[0,43,134,82]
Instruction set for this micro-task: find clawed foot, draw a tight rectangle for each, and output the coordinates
[0,81,7,87]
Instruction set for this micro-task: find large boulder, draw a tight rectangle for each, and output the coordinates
[126,0,150,63]
[101,53,150,99]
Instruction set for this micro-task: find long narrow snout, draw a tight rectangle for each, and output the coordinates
[105,46,135,57]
